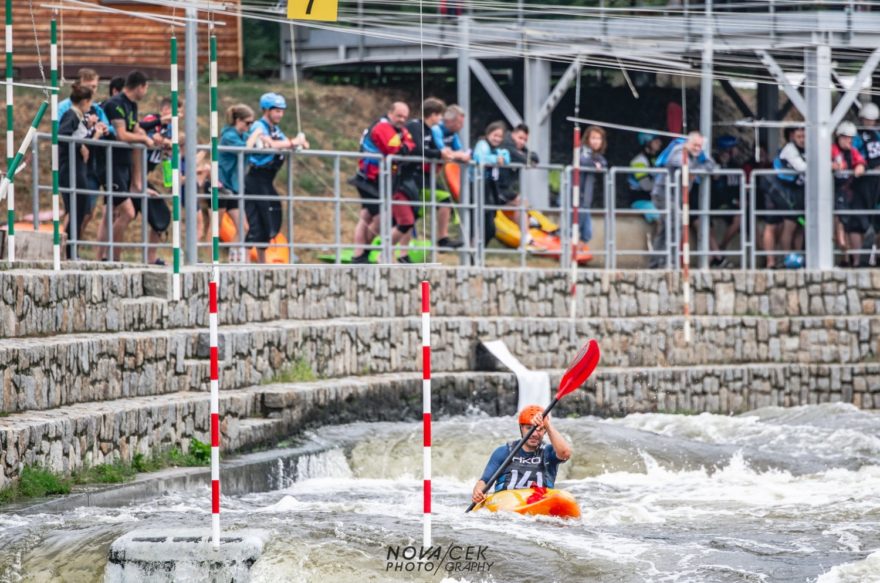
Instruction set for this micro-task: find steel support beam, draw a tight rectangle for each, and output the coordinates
[469,59,523,128]
[698,1,713,270]
[757,49,807,115]
[805,45,834,270]
[524,57,551,208]
[719,80,754,119]
[757,82,780,158]
[184,8,199,264]
[830,47,880,128]
[538,56,583,125]
[457,16,471,148]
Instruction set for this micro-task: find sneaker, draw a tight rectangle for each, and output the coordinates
[438,236,464,249]
[397,255,413,264]
[153,258,166,266]
[351,253,370,265]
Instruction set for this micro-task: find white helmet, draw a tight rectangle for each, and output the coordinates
[861,102,879,121]
[836,121,857,138]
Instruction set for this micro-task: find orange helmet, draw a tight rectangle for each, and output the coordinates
[518,404,544,425]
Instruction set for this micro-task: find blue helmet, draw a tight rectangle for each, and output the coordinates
[717,135,738,150]
[638,132,658,146]
[260,92,287,110]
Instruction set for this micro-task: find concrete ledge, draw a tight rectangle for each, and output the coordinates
[105,528,268,583]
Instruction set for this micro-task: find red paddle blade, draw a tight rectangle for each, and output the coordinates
[555,339,601,400]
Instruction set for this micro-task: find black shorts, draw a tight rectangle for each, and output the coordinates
[107,165,132,207]
[350,174,381,217]
[244,167,282,244]
[130,195,172,234]
[836,185,869,235]
[858,175,880,230]
[218,187,244,211]
[763,178,803,225]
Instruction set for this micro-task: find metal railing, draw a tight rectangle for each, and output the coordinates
[26,132,880,270]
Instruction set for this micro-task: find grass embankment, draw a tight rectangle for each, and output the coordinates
[0,439,211,505]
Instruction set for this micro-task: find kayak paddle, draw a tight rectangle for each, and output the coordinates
[466,339,601,512]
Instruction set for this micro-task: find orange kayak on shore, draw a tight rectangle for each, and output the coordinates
[478,487,581,519]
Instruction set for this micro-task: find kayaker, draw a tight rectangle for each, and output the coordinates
[471,404,572,505]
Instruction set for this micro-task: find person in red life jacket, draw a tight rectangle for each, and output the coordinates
[471,404,572,505]
[832,121,867,267]
[350,102,418,264]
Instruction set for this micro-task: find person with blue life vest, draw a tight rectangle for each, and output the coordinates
[430,105,471,246]
[473,120,514,245]
[648,131,715,269]
[854,102,880,244]
[764,127,807,268]
[245,92,309,264]
[219,104,255,262]
[628,132,662,204]
[350,102,418,263]
[471,405,572,505]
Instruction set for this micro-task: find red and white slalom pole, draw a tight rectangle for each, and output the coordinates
[421,280,431,547]
[570,127,582,320]
[209,279,221,549]
[681,148,692,343]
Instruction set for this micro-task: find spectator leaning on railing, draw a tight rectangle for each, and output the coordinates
[219,104,255,262]
[854,102,880,244]
[245,92,309,264]
[765,127,807,268]
[97,71,154,262]
[404,97,463,250]
[832,121,867,267]
[350,101,417,264]
[430,104,471,245]
[578,125,608,252]
[58,84,106,259]
[473,120,513,246]
[649,131,715,269]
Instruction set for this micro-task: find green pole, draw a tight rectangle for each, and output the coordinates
[51,17,60,269]
[171,35,180,300]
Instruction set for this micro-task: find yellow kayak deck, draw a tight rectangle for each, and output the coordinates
[478,487,581,519]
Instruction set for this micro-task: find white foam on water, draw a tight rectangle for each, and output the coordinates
[817,549,880,583]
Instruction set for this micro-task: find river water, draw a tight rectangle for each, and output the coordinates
[2,403,880,582]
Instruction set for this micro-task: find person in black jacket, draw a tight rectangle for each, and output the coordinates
[59,83,107,258]
[404,98,463,249]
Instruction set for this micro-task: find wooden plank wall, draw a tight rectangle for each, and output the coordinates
[3,2,242,79]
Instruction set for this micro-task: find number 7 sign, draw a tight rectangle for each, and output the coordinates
[288,0,339,22]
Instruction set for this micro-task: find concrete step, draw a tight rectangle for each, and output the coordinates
[2,315,879,414]
[3,266,879,339]
[3,365,880,487]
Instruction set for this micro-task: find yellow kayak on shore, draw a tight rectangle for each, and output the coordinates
[478,487,581,519]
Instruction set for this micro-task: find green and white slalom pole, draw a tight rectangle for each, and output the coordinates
[51,17,60,270]
[170,35,181,300]
[5,0,15,262]
[209,32,219,276]
[1,103,49,265]
[208,30,221,552]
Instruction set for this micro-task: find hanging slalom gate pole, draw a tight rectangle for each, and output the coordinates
[170,36,181,301]
[208,30,221,552]
[570,126,581,320]
[681,149,692,343]
[1,103,49,261]
[50,16,60,270]
[5,0,15,263]
[209,32,219,271]
[421,280,431,548]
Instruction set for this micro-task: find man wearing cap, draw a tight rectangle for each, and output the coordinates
[245,92,309,263]
[471,404,572,505]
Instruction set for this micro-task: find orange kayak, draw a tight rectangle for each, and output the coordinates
[478,487,581,519]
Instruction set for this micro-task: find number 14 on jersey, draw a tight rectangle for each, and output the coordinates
[288,0,339,22]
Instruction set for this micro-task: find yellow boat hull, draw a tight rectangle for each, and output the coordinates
[479,487,581,519]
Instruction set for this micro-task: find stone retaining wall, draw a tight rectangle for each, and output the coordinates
[3,315,878,414]
[3,266,880,338]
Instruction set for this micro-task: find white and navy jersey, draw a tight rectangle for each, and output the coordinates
[855,129,880,170]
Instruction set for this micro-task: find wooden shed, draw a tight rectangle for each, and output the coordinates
[3,1,242,80]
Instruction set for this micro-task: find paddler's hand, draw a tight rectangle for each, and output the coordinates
[530,412,548,430]
[472,482,487,505]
